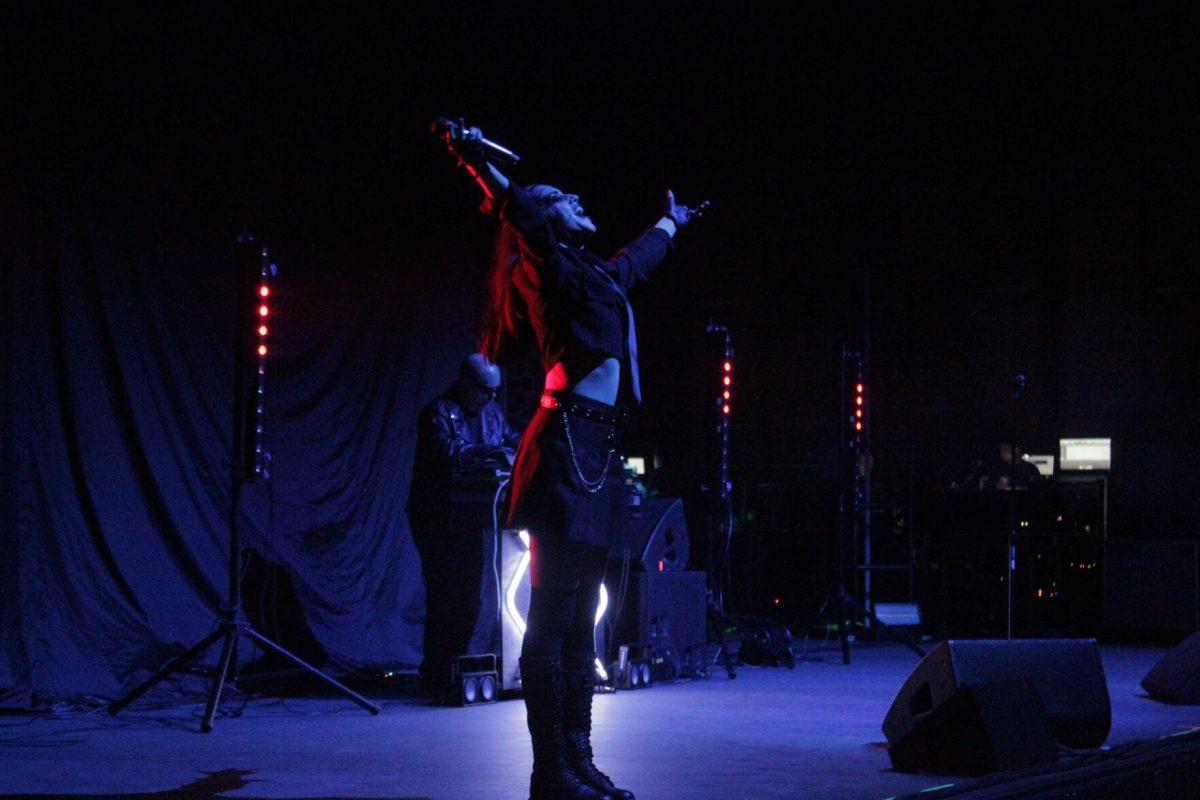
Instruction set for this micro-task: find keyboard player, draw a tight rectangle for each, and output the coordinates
[407,353,521,697]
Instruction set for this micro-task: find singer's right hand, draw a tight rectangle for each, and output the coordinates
[431,116,511,198]
[444,124,488,168]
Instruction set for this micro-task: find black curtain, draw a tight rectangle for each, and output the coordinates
[1,129,488,710]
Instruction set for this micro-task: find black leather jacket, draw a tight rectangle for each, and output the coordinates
[407,393,521,521]
[500,184,671,395]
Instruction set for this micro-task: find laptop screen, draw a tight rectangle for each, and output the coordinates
[1059,438,1111,471]
[1024,454,1055,477]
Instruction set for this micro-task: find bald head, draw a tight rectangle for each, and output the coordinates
[454,353,501,414]
[460,353,501,388]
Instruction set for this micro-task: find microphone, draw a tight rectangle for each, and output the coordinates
[429,117,521,165]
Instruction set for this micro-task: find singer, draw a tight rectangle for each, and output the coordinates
[439,123,705,800]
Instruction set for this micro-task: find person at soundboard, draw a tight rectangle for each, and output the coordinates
[439,121,706,800]
[977,436,1045,492]
[407,352,521,698]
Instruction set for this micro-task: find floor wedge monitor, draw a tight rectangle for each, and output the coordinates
[883,639,1111,750]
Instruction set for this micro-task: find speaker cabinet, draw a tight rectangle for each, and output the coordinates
[884,639,1111,750]
[887,679,1059,775]
[610,571,707,658]
[625,497,689,572]
[1143,631,1200,704]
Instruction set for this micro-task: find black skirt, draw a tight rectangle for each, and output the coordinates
[507,393,630,549]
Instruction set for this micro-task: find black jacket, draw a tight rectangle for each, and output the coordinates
[500,184,671,397]
[407,394,521,521]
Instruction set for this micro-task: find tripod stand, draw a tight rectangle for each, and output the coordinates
[108,238,380,731]
[827,341,926,665]
[699,323,797,676]
[701,321,740,679]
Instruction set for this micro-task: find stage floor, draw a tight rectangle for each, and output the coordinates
[2,643,1198,800]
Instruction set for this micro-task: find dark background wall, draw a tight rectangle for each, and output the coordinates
[3,5,1197,703]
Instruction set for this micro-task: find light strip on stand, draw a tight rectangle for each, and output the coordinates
[594,583,609,681]
[504,530,532,637]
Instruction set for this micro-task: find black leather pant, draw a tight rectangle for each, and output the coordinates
[410,503,491,688]
[524,536,609,670]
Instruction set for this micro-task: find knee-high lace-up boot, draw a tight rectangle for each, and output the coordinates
[520,657,614,800]
[561,665,635,800]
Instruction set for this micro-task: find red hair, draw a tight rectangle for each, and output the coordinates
[478,222,528,362]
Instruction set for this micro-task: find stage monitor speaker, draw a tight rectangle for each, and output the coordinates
[887,679,1059,775]
[1142,631,1200,704]
[1104,539,1199,633]
[883,639,1111,750]
[625,497,689,572]
[610,571,707,659]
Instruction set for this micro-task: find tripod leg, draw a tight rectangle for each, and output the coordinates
[229,634,240,689]
[200,626,238,733]
[840,596,851,665]
[108,626,226,715]
[243,626,381,714]
[718,618,737,679]
[709,640,736,679]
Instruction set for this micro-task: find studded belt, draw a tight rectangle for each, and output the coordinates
[540,392,632,427]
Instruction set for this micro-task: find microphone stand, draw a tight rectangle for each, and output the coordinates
[1006,374,1026,640]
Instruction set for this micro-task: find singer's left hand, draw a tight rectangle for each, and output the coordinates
[664,190,710,229]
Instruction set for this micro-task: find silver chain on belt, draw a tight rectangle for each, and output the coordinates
[561,411,617,494]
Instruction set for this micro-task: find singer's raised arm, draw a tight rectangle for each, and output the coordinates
[442,126,511,210]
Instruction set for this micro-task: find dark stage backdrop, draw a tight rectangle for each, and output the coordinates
[1,154,492,706]
[4,7,1198,705]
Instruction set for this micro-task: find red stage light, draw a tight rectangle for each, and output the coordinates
[723,376,731,386]
[856,409,863,418]
[259,286,270,298]
[723,390,731,400]
[723,361,732,372]
[856,383,863,393]
[258,325,268,336]
[855,421,862,431]
[723,404,731,415]
[259,305,269,317]
[855,396,863,406]
[258,345,267,356]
